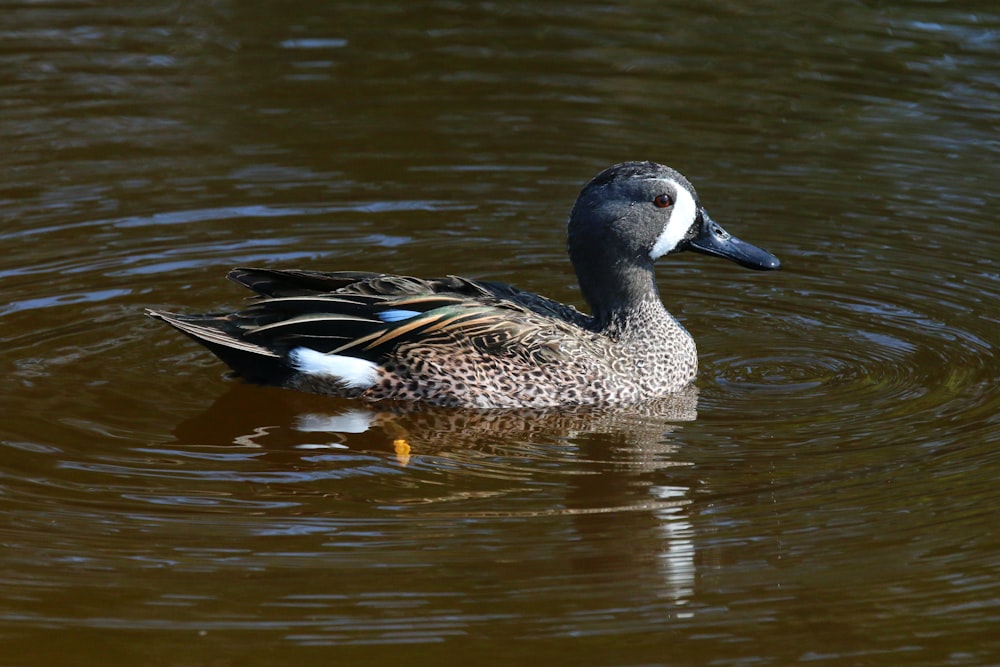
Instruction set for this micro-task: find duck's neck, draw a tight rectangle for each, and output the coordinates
[577,261,671,336]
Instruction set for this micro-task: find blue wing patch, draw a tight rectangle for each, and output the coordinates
[376,309,422,323]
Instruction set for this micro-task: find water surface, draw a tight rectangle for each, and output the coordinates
[1,1,998,665]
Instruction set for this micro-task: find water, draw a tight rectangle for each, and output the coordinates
[1,1,998,664]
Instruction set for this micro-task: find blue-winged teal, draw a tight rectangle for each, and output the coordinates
[148,161,780,408]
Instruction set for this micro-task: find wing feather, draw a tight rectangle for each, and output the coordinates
[153,268,591,376]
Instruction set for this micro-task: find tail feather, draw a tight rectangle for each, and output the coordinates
[146,309,292,384]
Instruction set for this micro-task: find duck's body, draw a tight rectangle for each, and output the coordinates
[151,269,697,408]
[148,162,779,408]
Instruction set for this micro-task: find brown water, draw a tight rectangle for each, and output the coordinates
[2,1,998,664]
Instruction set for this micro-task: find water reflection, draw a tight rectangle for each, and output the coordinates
[162,383,702,607]
[172,383,696,454]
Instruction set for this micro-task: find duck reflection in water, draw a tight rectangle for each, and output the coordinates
[172,382,698,464]
[170,381,701,608]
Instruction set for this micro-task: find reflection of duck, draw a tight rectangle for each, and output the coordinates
[172,382,698,466]
[300,385,698,463]
[169,383,702,606]
[149,162,779,408]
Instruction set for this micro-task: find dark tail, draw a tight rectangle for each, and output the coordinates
[146,309,293,385]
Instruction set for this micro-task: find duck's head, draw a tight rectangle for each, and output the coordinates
[567,161,780,320]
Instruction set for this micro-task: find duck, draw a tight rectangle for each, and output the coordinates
[147,161,780,409]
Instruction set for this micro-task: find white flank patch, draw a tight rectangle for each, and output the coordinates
[289,347,380,389]
[649,180,698,260]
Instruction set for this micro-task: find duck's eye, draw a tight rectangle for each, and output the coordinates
[653,194,673,208]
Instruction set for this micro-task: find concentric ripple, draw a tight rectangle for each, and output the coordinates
[696,247,997,450]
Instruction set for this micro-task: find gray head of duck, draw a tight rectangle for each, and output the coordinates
[567,161,780,326]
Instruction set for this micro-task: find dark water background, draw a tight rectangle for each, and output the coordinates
[1,1,998,664]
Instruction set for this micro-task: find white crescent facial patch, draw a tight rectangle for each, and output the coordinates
[649,180,698,260]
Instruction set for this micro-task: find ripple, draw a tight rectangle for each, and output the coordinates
[696,238,997,456]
